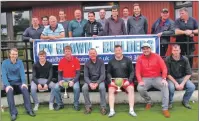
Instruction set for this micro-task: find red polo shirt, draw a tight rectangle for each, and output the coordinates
[58,56,80,78]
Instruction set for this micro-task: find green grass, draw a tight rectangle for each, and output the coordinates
[1,102,198,121]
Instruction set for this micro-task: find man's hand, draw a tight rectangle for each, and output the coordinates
[48,36,56,40]
[110,81,117,87]
[157,32,163,37]
[185,30,192,35]
[38,84,43,90]
[89,83,95,90]
[178,83,185,90]
[123,81,129,86]
[139,81,145,86]
[93,83,98,89]
[21,84,28,89]
[59,80,64,86]
[43,84,48,90]
[5,86,13,93]
[69,81,74,87]
[92,35,97,37]
[161,79,168,86]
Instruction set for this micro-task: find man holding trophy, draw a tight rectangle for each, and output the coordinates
[53,45,81,111]
[82,48,107,115]
[107,45,137,117]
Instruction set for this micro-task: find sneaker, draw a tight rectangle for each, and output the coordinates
[49,103,54,110]
[33,104,39,111]
[74,106,80,111]
[108,111,115,117]
[129,111,137,117]
[162,110,170,118]
[182,101,192,109]
[169,103,173,109]
[145,103,151,110]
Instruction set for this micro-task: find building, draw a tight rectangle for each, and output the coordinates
[1,1,198,68]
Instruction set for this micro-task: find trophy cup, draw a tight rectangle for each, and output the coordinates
[63,82,69,99]
[113,78,124,92]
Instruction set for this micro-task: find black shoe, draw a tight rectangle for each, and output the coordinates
[27,111,36,117]
[74,106,80,111]
[84,107,92,114]
[182,101,192,109]
[11,114,17,121]
[54,105,64,111]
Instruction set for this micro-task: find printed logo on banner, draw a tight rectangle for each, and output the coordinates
[33,35,160,65]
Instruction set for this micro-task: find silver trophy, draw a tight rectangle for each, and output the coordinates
[63,82,69,99]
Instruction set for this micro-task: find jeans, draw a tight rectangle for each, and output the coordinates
[30,78,55,104]
[53,78,80,107]
[168,77,195,104]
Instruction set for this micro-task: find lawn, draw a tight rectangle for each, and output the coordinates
[1,102,198,121]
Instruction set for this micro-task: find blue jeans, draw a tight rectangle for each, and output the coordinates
[52,78,80,107]
[168,77,195,104]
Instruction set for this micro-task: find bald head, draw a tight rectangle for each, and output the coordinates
[49,16,57,27]
[74,9,82,20]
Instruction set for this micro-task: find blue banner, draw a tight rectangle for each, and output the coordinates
[33,35,160,65]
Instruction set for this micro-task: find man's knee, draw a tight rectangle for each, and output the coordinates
[108,87,115,94]
[137,84,144,92]
[99,83,106,91]
[73,83,80,91]
[187,82,196,92]
[82,84,89,92]
[126,86,134,94]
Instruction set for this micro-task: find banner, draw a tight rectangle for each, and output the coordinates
[33,35,160,65]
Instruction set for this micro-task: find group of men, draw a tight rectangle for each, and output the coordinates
[1,3,198,121]
[2,43,195,120]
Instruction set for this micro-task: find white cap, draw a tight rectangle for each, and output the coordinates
[141,43,151,48]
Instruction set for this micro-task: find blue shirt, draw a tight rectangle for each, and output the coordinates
[42,24,65,36]
[2,59,26,86]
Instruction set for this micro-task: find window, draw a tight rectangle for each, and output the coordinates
[1,13,8,40]
[12,10,30,41]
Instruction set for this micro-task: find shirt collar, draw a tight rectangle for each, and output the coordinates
[9,58,19,64]
[50,24,58,31]
[170,55,184,61]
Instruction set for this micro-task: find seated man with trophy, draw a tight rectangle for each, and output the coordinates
[53,45,81,111]
[107,45,137,117]
[31,50,55,111]
[82,48,107,115]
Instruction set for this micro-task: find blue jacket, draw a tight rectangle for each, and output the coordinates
[2,59,26,87]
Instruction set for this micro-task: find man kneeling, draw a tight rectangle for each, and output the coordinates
[107,45,137,117]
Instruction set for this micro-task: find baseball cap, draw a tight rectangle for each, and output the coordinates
[161,8,169,13]
[141,43,151,48]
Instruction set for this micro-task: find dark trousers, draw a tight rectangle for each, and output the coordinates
[160,44,168,57]
[6,84,32,115]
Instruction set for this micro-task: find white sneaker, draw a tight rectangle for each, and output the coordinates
[49,103,54,110]
[108,111,115,117]
[129,111,137,117]
[33,104,39,111]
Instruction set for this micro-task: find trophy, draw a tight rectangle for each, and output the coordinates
[63,82,69,99]
[112,78,124,92]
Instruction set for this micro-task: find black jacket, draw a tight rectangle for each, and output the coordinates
[84,20,104,37]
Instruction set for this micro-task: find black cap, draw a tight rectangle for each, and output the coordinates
[161,8,169,13]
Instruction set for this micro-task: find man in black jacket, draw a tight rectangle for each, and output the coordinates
[84,11,104,37]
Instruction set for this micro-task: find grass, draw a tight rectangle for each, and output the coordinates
[1,102,198,121]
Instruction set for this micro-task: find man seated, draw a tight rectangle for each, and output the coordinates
[31,50,55,111]
[53,45,81,111]
[136,43,170,118]
[165,44,195,109]
[82,48,107,115]
[2,48,36,121]
[107,45,136,117]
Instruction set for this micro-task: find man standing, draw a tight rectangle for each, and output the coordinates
[41,16,49,27]
[31,50,55,111]
[175,7,198,67]
[2,48,36,121]
[136,43,170,118]
[151,8,175,56]
[104,6,126,36]
[58,9,69,37]
[165,44,195,109]
[40,16,65,40]
[127,3,148,35]
[68,9,87,37]
[84,11,104,37]
[97,9,106,29]
[23,17,44,60]
[122,7,130,32]
[82,48,107,115]
[53,46,81,111]
[107,45,136,117]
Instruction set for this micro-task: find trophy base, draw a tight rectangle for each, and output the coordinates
[63,93,69,99]
[116,89,122,92]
